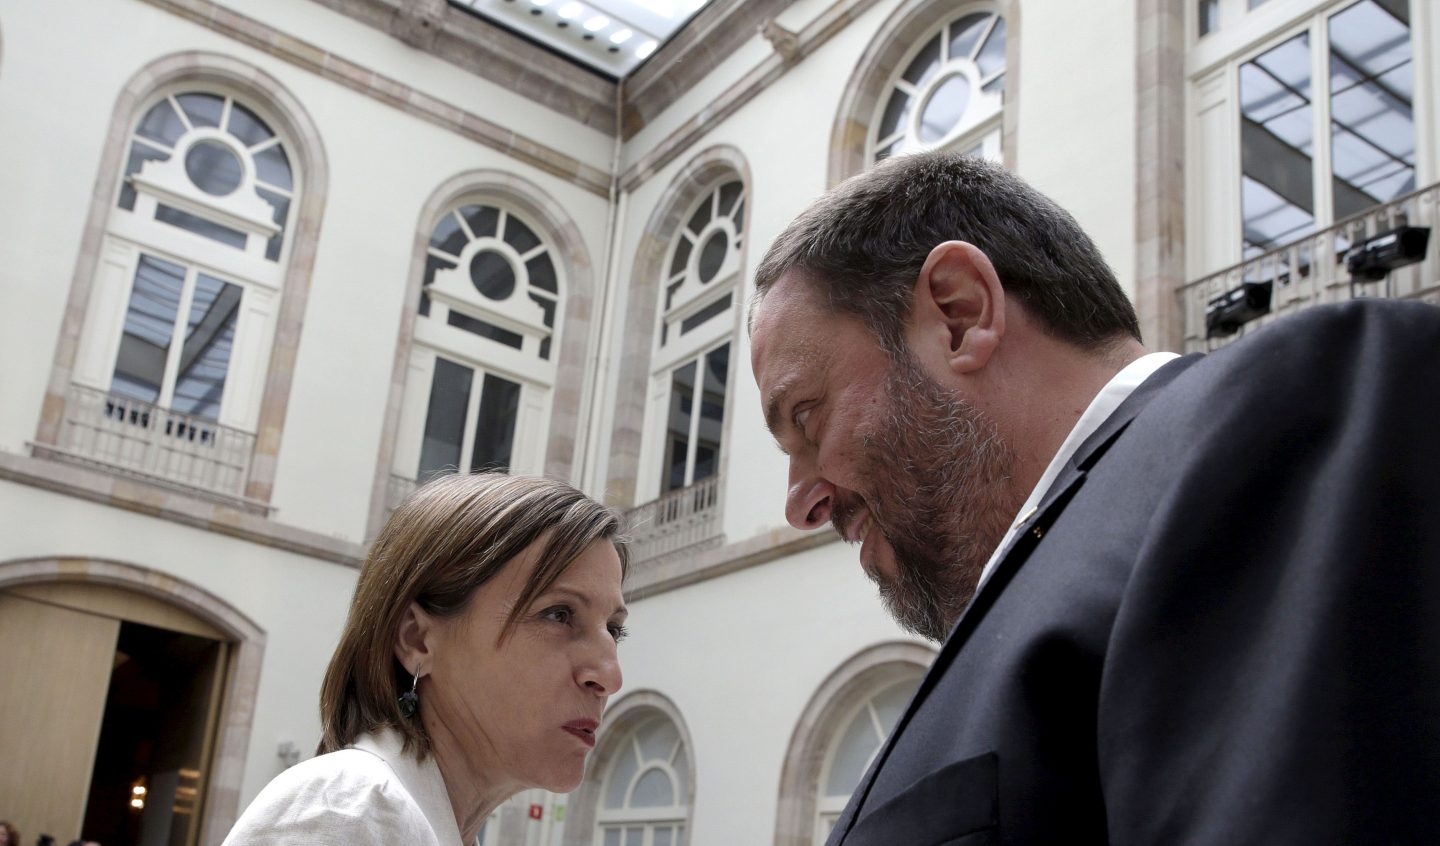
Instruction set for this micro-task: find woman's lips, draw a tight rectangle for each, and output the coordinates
[563,720,598,748]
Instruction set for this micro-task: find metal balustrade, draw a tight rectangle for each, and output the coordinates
[1180,182,1440,353]
[55,383,255,501]
[624,474,724,563]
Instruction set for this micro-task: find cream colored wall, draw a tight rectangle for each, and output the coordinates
[614,540,921,846]
[0,0,613,542]
[1013,0,1138,301]
[0,480,357,804]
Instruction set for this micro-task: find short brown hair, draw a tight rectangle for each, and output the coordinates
[752,150,1141,354]
[318,472,628,758]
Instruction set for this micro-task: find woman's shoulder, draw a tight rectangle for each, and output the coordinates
[221,745,439,845]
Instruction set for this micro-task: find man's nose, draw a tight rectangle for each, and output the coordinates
[785,459,835,530]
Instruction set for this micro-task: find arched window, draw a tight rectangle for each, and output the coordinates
[596,716,690,846]
[814,678,919,840]
[872,7,1006,164]
[389,199,562,500]
[63,88,300,503]
[648,178,743,497]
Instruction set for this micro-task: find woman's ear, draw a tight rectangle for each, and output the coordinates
[912,241,1006,375]
[394,601,435,677]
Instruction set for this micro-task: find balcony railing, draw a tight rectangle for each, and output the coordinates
[624,474,724,563]
[52,383,257,505]
[1180,181,1440,352]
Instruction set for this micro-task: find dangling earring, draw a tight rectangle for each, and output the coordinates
[398,664,420,718]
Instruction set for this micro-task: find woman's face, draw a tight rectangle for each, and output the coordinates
[423,537,626,793]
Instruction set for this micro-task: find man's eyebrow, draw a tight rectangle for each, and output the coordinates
[763,383,791,438]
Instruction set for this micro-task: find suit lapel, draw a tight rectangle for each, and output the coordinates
[830,354,1200,844]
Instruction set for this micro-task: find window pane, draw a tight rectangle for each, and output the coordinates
[185,141,244,196]
[226,101,275,147]
[1240,33,1315,255]
[461,205,500,239]
[503,214,542,254]
[669,236,693,279]
[697,230,728,283]
[112,255,186,405]
[624,828,643,846]
[136,98,186,148]
[418,358,473,480]
[654,828,674,846]
[119,142,171,211]
[662,362,697,492]
[171,274,240,420]
[155,205,249,250]
[680,293,732,336]
[947,13,989,60]
[717,180,742,216]
[252,144,293,191]
[918,75,971,143]
[693,343,728,483]
[257,187,291,262]
[603,829,621,846]
[877,88,913,142]
[605,745,640,809]
[431,212,469,256]
[686,196,712,235]
[175,93,224,129]
[526,252,558,293]
[469,250,517,300]
[1198,0,1218,36]
[1329,0,1414,216]
[528,292,557,329]
[470,373,520,473]
[975,16,1006,77]
[901,34,942,87]
[446,311,524,349]
[637,719,680,763]
[825,706,881,797]
[871,679,917,731]
[631,768,675,808]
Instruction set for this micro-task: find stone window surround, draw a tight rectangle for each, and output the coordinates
[35,51,330,509]
[772,641,936,846]
[604,145,751,511]
[563,689,698,846]
[365,169,599,539]
[829,0,1020,187]
[0,556,266,846]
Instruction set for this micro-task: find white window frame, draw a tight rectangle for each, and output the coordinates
[71,88,296,435]
[1184,0,1437,277]
[594,716,690,846]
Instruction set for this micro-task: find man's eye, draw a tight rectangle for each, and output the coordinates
[794,408,812,433]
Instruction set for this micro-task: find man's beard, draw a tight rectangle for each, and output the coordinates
[835,349,1018,642]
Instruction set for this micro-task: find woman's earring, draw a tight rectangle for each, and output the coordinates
[398,665,420,718]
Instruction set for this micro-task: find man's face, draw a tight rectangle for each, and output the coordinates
[750,272,1017,641]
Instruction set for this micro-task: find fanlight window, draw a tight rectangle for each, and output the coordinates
[120,92,294,261]
[816,678,919,840]
[659,180,744,348]
[873,10,1006,162]
[597,717,689,846]
[420,204,560,361]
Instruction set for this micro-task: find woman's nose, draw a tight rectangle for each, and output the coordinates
[578,636,622,696]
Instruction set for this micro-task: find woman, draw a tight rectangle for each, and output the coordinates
[224,473,628,845]
[0,821,17,846]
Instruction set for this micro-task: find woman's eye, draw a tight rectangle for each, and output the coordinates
[542,606,573,625]
[608,624,629,643]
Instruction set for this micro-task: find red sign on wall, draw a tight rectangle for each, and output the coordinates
[528,804,543,820]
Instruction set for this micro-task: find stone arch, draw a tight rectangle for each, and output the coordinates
[0,556,266,846]
[773,641,936,846]
[563,689,698,846]
[366,168,599,536]
[606,144,753,508]
[828,0,1020,186]
[37,50,330,506]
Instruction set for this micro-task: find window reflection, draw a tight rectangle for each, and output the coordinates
[1240,33,1316,257]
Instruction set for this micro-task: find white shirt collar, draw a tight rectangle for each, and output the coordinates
[353,728,465,845]
[976,351,1180,585]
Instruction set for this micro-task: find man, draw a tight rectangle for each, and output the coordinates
[749,151,1440,844]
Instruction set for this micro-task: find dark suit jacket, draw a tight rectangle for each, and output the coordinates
[827,300,1440,845]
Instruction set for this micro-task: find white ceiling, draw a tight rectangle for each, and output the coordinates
[451,0,711,78]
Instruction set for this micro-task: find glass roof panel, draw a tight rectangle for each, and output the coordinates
[451,0,713,78]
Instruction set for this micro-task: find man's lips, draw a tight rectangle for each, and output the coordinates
[563,719,599,748]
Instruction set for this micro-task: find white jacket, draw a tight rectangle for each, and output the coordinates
[222,728,463,846]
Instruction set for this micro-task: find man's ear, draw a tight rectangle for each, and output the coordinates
[912,241,1005,375]
[394,602,437,678]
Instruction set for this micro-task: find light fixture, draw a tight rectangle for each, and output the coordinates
[557,2,583,18]
[584,15,609,31]
[610,28,633,44]
[1346,225,1431,281]
[636,39,658,58]
[132,786,147,796]
[1204,280,1272,339]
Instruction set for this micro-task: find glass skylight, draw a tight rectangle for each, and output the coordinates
[451,0,708,78]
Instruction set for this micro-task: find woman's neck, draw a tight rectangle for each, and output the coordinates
[424,712,523,842]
